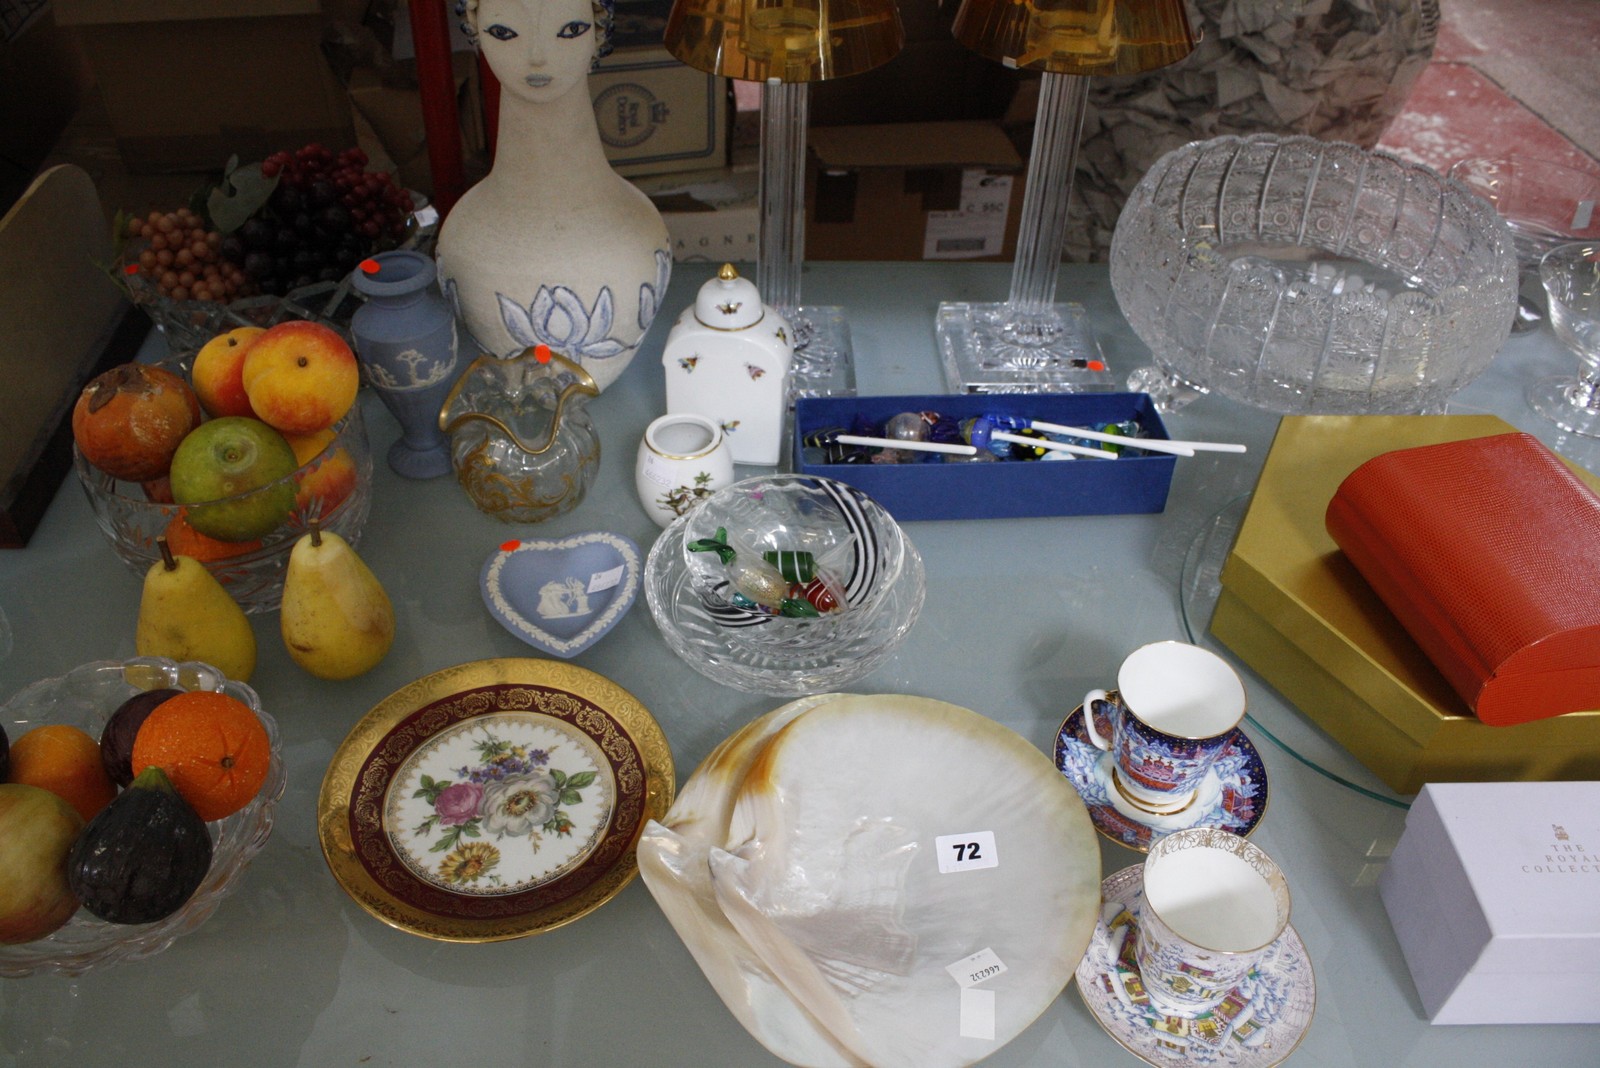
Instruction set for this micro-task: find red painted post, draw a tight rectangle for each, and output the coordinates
[408,0,467,218]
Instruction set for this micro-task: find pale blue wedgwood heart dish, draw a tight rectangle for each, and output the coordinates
[480,531,642,658]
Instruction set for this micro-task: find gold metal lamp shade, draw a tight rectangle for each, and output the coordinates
[665,0,904,399]
[936,0,1195,393]
[665,0,903,83]
[952,0,1194,76]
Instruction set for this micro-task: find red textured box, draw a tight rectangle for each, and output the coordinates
[1325,432,1600,726]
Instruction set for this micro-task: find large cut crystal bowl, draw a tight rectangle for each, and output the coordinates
[1111,134,1519,414]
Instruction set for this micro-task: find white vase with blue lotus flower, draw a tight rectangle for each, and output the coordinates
[435,0,671,393]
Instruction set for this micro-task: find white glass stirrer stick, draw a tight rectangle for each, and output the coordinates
[1029,419,1245,454]
[832,434,978,456]
[1025,422,1195,456]
[989,430,1116,459]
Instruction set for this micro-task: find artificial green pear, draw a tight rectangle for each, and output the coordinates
[136,538,257,681]
[280,522,394,679]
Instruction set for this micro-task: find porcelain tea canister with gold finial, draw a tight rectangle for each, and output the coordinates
[662,263,794,466]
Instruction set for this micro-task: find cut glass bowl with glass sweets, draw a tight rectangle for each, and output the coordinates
[647,474,926,695]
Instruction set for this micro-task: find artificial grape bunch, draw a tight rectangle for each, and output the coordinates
[123,210,249,304]
[216,144,415,298]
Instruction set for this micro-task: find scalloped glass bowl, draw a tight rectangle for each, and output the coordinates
[1111,133,1520,414]
[72,360,373,614]
[647,475,926,695]
[0,657,286,978]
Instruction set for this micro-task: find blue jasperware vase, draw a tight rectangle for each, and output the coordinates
[350,250,459,479]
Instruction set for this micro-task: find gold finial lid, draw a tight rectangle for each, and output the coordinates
[695,263,765,330]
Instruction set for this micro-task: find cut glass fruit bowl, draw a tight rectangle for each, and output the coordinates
[72,358,373,614]
[0,657,285,978]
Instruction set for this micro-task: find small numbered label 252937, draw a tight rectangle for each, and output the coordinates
[935,830,998,874]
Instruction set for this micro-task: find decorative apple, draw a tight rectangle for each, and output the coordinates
[241,321,360,435]
[191,326,266,419]
[0,784,84,945]
[169,416,299,541]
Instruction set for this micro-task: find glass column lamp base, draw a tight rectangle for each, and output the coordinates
[787,304,857,399]
[937,300,1115,393]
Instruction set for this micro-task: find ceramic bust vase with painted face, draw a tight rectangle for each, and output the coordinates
[436,0,671,392]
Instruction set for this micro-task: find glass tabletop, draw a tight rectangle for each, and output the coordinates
[2,261,1596,1067]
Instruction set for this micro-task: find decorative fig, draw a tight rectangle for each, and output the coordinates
[67,766,213,925]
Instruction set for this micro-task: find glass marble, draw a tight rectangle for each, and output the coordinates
[885,411,929,442]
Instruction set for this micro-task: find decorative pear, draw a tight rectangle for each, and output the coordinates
[136,538,257,682]
[280,522,394,680]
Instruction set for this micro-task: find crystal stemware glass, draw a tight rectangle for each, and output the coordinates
[1531,241,1600,437]
[1448,156,1600,333]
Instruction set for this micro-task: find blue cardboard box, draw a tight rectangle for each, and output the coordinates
[793,393,1176,522]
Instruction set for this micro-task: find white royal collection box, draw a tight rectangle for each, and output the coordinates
[1378,781,1600,1024]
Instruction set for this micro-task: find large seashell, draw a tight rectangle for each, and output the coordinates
[638,695,863,1068]
[640,694,1101,1068]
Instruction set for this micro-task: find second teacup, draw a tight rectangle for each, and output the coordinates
[1134,827,1292,1015]
[1083,640,1246,814]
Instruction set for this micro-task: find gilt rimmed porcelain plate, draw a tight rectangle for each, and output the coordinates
[1075,864,1316,1067]
[1055,704,1267,852]
[317,658,675,942]
[480,531,641,658]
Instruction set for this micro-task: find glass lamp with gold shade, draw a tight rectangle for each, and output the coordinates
[938,0,1195,393]
[665,0,903,398]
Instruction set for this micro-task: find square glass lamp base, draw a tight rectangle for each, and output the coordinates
[786,305,857,400]
[937,301,1117,394]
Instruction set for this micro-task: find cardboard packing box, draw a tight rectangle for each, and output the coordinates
[631,166,759,263]
[805,121,1024,262]
[1378,781,1600,1024]
[1209,415,1600,794]
[54,0,354,174]
[589,45,727,179]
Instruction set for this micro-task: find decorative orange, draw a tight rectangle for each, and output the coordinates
[7,724,119,822]
[164,510,264,562]
[131,691,271,822]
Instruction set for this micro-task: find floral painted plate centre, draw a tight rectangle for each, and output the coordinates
[385,712,615,896]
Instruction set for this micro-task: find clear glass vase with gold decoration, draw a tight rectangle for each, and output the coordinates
[438,345,601,523]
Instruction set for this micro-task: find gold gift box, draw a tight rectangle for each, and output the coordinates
[1211,415,1600,794]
